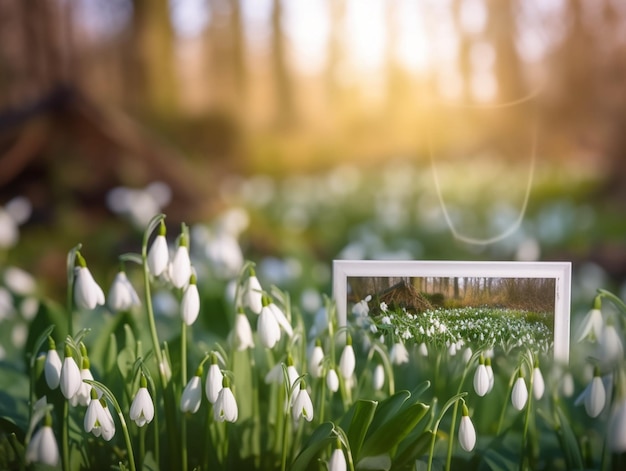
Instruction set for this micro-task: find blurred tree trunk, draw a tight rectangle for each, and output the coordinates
[326,0,345,123]
[229,0,246,105]
[130,0,178,116]
[271,0,295,127]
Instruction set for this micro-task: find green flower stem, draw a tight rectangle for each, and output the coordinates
[598,289,626,316]
[427,392,467,471]
[62,400,69,471]
[521,351,535,471]
[280,407,291,471]
[181,321,188,471]
[138,424,146,470]
[496,368,520,435]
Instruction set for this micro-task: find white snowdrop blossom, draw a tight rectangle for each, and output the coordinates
[418,342,428,357]
[329,445,347,471]
[462,347,473,364]
[214,377,238,422]
[561,371,574,397]
[60,347,81,400]
[147,227,169,277]
[233,311,255,350]
[458,404,476,452]
[532,364,545,400]
[292,381,314,422]
[4,266,36,295]
[326,368,340,393]
[269,302,293,337]
[99,402,116,441]
[264,363,284,384]
[308,341,324,379]
[84,391,115,441]
[575,301,604,342]
[598,323,624,368]
[130,376,154,426]
[339,336,356,380]
[258,303,281,349]
[44,340,62,390]
[380,302,388,313]
[485,358,495,394]
[390,342,409,365]
[206,355,223,404]
[180,373,203,414]
[608,397,626,453]
[170,236,192,289]
[511,373,528,411]
[575,371,606,418]
[71,359,94,407]
[351,295,371,317]
[74,253,105,310]
[26,415,60,466]
[107,270,140,312]
[473,358,490,397]
[181,275,200,326]
[244,272,263,314]
[373,364,385,391]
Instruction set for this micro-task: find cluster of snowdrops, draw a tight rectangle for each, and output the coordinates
[13,214,626,471]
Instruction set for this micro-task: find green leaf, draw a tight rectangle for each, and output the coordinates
[361,403,430,459]
[356,453,392,470]
[345,400,378,460]
[482,446,518,471]
[119,253,143,265]
[290,422,336,471]
[117,346,136,382]
[391,430,434,471]
[365,390,411,439]
[104,332,119,374]
[124,323,136,354]
[553,403,584,470]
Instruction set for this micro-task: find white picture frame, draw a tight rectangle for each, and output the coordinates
[332,260,572,363]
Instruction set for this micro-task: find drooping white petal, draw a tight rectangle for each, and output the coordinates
[329,448,347,471]
[234,313,254,350]
[26,425,60,466]
[100,403,116,441]
[170,245,192,289]
[107,271,141,312]
[308,345,324,379]
[473,364,490,397]
[326,368,339,393]
[258,305,281,349]
[598,324,624,368]
[583,376,606,418]
[418,342,428,357]
[206,363,223,404]
[147,234,169,277]
[44,349,62,390]
[60,356,81,400]
[511,376,528,411]
[458,415,476,452]
[532,367,545,400]
[373,364,385,391]
[269,302,293,337]
[130,387,155,426]
[608,398,626,453]
[74,267,105,310]
[84,398,105,435]
[339,344,356,380]
[180,376,202,414]
[575,308,604,342]
[181,282,200,325]
[72,368,94,407]
[390,342,409,365]
[214,387,238,422]
[486,364,495,393]
[292,387,314,422]
[244,275,263,314]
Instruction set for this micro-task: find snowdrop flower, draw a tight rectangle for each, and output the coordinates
[214,376,238,422]
[292,381,314,422]
[390,342,409,365]
[181,274,200,325]
[473,356,490,397]
[339,335,356,380]
[206,354,223,404]
[532,360,545,400]
[418,342,428,357]
[598,323,624,368]
[285,355,300,391]
[511,371,528,411]
[71,357,94,407]
[561,371,574,397]
[448,342,457,356]
[462,347,473,364]
[380,302,388,313]
[4,266,36,295]
[84,390,115,440]
[0,197,30,249]
[575,369,606,418]
[148,222,169,277]
[608,397,626,452]
[170,232,192,289]
[264,363,284,384]
[575,298,604,342]
[26,413,59,466]
[329,442,347,471]
[233,310,254,350]
[458,403,476,452]
[269,301,294,337]
[308,340,325,379]
[44,337,62,390]
[326,368,339,393]
[351,295,371,317]
[373,364,385,391]
[74,252,105,310]
[130,376,155,426]
[60,346,81,400]
[243,270,263,314]
[258,301,281,349]
[108,270,140,312]
[181,369,203,414]
[485,357,495,394]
